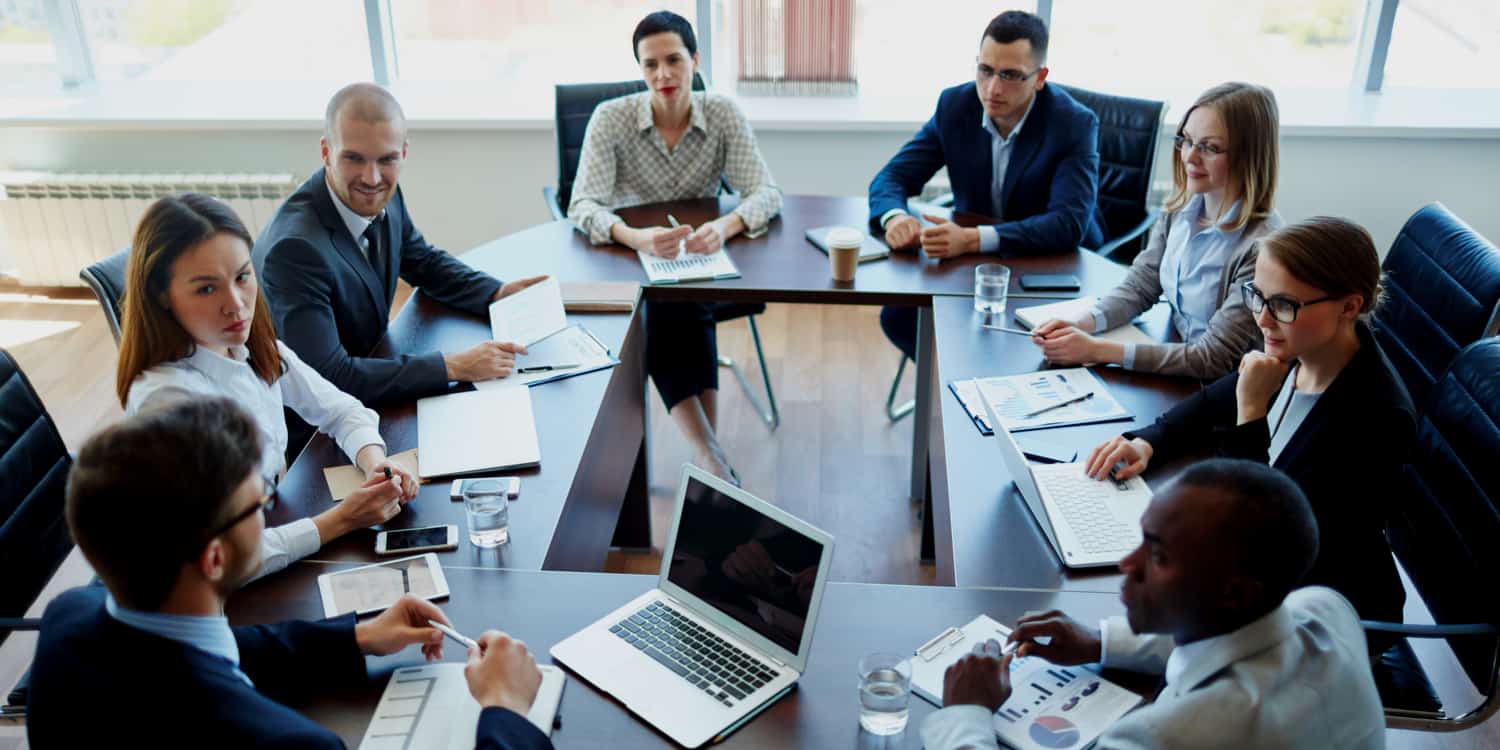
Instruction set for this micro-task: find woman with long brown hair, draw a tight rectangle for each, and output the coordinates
[117,192,418,580]
[1084,217,1415,628]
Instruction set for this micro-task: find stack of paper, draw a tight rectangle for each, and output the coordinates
[637,249,741,284]
[561,280,638,312]
[359,663,565,749]
[950,368,1131,433]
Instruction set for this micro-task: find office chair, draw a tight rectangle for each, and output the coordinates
[1367,337,1500,730]
[79,248,130,344]
[548,75,779,430]
[1372,202,1500,408]
[79,247,318,464]
[886,84,1166,423]
[0,348,74,645]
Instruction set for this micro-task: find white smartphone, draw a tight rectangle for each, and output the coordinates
[316,553,450,618]
[375,524,459,555]
[449,477,520,501]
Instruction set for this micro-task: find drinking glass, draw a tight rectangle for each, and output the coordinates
[858,652,911,735]
[974,263,1011,314]
[462,481,510,548]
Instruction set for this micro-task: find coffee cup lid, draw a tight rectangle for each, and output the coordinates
[826,227,864,249]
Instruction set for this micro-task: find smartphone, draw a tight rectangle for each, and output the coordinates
[1019,274,1082,292]
[375,524,459,555]
[1015,435,1078,464]
[449,477,520,501]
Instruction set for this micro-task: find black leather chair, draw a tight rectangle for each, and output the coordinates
[548,75,779,429]
[0,348,73,646]
[1366,337,1500,730]
[1053,84,1166,264]
[79,247,318,463]
[79,247,130,343]
[1372,203,1500,408]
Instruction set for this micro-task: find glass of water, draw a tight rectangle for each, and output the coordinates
[462,480,510,548]
[858,651,912,735]
[974,263,1011,314]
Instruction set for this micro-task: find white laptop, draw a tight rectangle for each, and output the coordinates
[551,465,834,748]
[978,392,1153,568]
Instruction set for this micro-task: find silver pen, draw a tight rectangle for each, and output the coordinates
[981,324,1033,336]
[1023,391,1094,419]
[666,213,681,228]
[428,619,478,650]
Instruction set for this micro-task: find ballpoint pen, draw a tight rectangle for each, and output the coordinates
[428,619,478,650]
[981,324,1033,336]
[666,213,680,228]
[1023,391,1094,419]
[518,363,580,374]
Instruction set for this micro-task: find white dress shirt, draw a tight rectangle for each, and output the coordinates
[125,340,385,579]
[920,587,1386,750]
[325,179,384,262]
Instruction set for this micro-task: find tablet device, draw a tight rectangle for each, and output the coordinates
[317,553,450,618]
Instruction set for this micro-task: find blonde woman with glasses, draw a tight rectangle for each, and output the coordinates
[1033,82,1282,378]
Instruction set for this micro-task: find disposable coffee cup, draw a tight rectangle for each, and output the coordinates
[827,227,863,282]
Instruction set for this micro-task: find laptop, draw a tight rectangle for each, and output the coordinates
[551,465,834,747]
[978,392,1153,568]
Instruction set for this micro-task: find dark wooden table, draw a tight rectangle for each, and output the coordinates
[228,564,1149,749]
[929,296,1204,592]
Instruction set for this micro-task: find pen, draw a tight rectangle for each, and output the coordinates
[428,619,478,650]
[666,213,680,228]
[518,363,580,374]
[981,323,1033,336]
[1023,391,1094,419]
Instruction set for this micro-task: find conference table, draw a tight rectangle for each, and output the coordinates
[242,194,1201,745]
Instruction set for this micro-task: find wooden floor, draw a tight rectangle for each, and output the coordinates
[1,286,1496,748]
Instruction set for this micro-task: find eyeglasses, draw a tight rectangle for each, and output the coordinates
[976,64,1040,84]
[1241,282,1338,324]
[201,477,278,545]
[1174,134,1228,158]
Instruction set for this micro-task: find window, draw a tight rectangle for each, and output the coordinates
[1384,0,1500,89]
[76,0,370,81]
[0,0,57,84]
[1048,0,1366,98]
[852,1,1034,99]
[392,0,695,101]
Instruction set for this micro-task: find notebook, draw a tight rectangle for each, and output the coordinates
[637,249,741,284]
[489,277,567,348]
[471,324,619,390]
[358,663,565,750]
[1014,297,1154,346]
[910,615,1142,750]
[560,280,638,312]
[804,226,890,262]
[416,387,540,479]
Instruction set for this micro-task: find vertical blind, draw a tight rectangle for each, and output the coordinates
[737,0,856,95]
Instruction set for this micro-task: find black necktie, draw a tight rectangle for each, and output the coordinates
[362,216,387,282]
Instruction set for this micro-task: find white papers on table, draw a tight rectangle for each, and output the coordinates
[909,615,1141,750]
[1014,297,1154,347]
[358,663,565,749]
[489,277,567,348]
[472,324,619,389]
[955,368,1130,432]
[637,249,741,284]
[416,386,540,479]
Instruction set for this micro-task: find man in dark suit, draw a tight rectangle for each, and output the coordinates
[28,399,552,749]
[255,82,545,405]
[869,10,1104,360]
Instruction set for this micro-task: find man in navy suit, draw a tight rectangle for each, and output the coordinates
[28,399,552,749]
[869,10,1104,360]
[255,83,546,405]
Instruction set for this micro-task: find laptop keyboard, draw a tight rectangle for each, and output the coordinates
[1039,469,1142,556]
[610,601,780,707]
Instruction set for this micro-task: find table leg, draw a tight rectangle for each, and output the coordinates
[610,436,652,551]
[909,304,934,505]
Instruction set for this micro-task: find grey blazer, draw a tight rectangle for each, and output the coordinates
[1095,207,1284,378]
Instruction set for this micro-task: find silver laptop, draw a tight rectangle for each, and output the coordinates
[551,465,834,748]
[978,391,1153,568]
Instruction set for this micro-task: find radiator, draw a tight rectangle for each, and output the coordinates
[0,172,298,287]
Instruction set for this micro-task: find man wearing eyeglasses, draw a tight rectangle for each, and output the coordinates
[868,9,1105,362]
[28,399,552,749]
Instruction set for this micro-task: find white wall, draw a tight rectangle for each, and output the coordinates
[2,125,1497,262]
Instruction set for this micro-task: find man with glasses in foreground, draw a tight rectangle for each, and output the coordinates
[28,399,552,749]
[868,9,1105,361]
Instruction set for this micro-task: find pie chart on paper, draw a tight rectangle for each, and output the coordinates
[1028,715,1081,748]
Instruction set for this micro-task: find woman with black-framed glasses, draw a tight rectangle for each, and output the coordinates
[1081,217,1415,632]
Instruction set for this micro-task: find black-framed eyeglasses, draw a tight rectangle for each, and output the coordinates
[976,64,1040,84]
[202,477,278,544]
[1241,282,1338,324]
[1174,134,1228,157]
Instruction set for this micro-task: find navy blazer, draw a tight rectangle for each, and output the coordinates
[1126,321,1414,624]
[868,82,1105,254]
[255,169,503,405]
[29,586,552,749]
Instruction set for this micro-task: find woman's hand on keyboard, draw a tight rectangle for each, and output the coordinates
[1085,436,1153,481]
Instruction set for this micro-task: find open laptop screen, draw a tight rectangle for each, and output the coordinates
[666,477,827,653]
